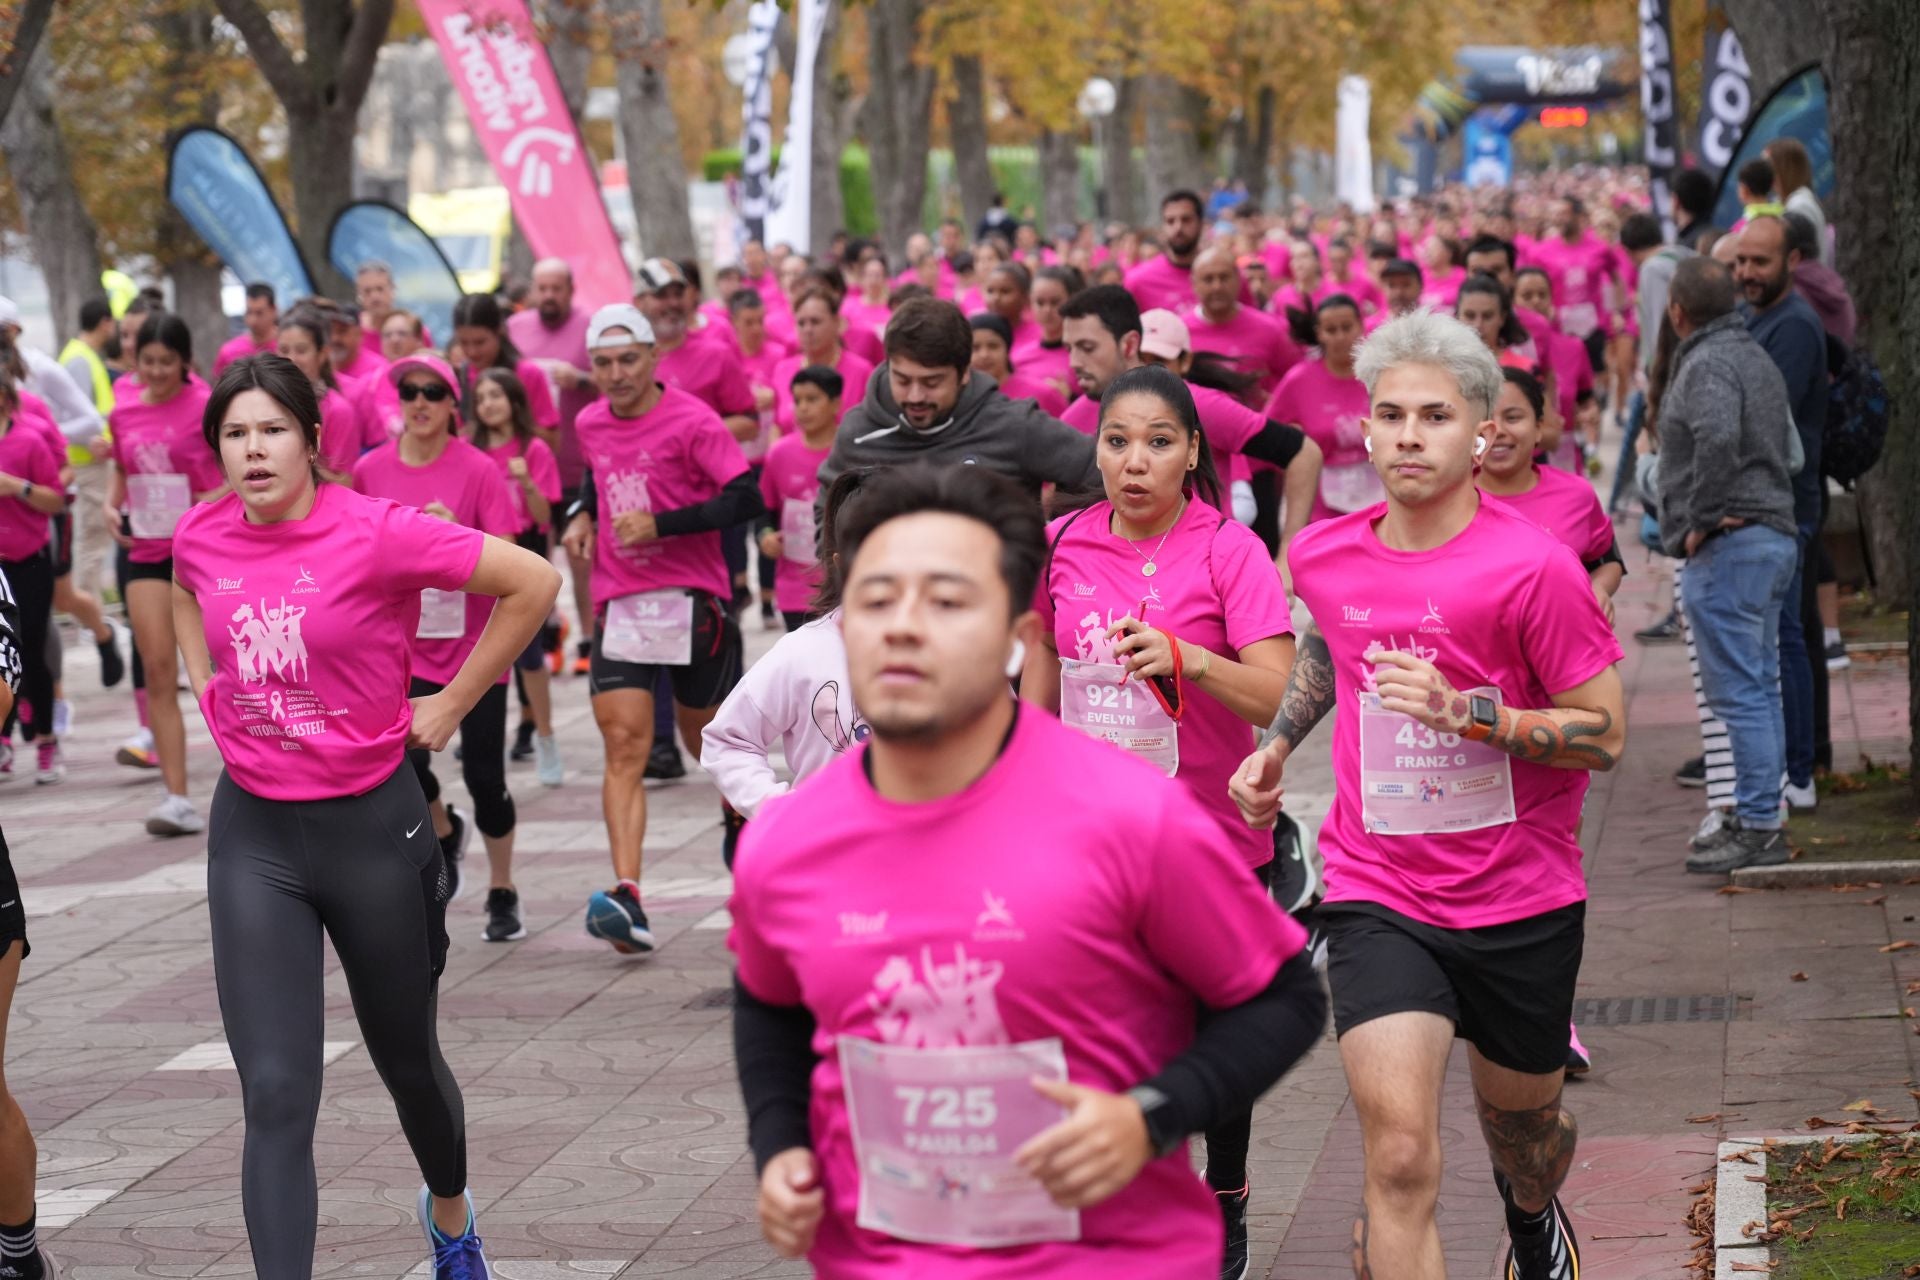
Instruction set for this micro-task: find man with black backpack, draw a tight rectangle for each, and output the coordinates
[1735,215,1830,815]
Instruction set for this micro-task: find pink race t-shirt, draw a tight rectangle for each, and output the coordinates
[1123,254,1196,313]
[1526,233,1617,339]
[758,431,833,613]
[484,436,563,535]
[1009,337,1073,403]
[773,350,875,433]
[1037,499,1293,866]
[317,387,374,477]
[657,335,758,420]
[841,298,892,339]
[1288,498,1623,929]
[506,304,599,485]
[462,359,559,432]
[213,333,275,377]
[1327,271,1386,316]
[110,382,221,564]
[729,709,1304,1280]
[333,344,389,385]
[0,419,62,560]
[1184,304,1303,401]
[350,436,518,686]
[1485,465,1613,566]
[1262,359,1376,521]
[573,386,750,606]
[173,485,485,801]
[998,370,1067,418]
[1418,267,1466,312]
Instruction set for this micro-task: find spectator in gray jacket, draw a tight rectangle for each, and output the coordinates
[1655,258,1800,875]
[817,297,1097,500]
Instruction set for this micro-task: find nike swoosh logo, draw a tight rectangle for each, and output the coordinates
[406,821,423,839]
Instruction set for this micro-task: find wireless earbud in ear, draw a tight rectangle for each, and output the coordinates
[1474,437,1488,456]
[1004,638,1028,680]
[1363,437,1373,455]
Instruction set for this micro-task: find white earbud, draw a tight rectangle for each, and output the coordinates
[1004,638,1027,680]
[1363,437,1373,455]
[1474,437,1488,456]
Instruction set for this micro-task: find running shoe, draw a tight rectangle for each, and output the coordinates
[1565,1023,1592,1076]
[51,699,72,738]
[571,639,592,677]
[760,598,778,631]
[1269,812,1321,916]
[644,740,687,782]
[0,741,13,783]
[1686,823,1789,875]
[0,1247,56,1279]
[416,1184,491,1280]
[1689,807,1734,852]
[1673,755,1706,789]
[509,719,536,762]
[547,616,571,676]
[1214,1182,1250,1280]
[441,808,471,903]
[145,794,203,837]
[722,803,745,871]
[34,740,65,786]
[1782,779,1817,811]
[1502,1192,1581,1280]
[534,734,564,787]
[1634,612,1682,643]
[584,882,655,954]
[117,728,159,770]
[482,888,526,942]
[97,625,125,688]
[1824,639,1850,672]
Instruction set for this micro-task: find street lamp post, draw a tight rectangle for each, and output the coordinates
[1078,77,1116,223]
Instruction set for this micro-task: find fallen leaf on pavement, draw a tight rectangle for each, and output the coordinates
[1807,1116,1841,1129]
[1866,895,1888,906]
[1880,941,1918,953]
[1836,1194,1850,1219]
[1843,1099,1879,1113]
[1717,884,1758,895]
[1687,1113,1728,1124]
[1791,971,1809,981]
[1730,1263,1775,1274]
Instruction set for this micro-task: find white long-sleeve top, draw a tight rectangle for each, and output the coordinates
[23,347,103,443]
[701,610,866,818]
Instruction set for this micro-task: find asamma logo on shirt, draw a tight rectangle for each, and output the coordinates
[1419,597,1450,634]
[290,565,321,595]
[972,889,1025,942]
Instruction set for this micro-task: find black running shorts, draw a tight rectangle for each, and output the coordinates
[0,828,30,959]
[588,589,742,709]
[1321,899,1584,1076]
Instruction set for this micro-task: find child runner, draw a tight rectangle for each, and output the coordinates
[758,366,844,633]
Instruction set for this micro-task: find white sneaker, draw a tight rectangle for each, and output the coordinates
[1783,779,1817,811]
[535,734,564,787]
[145,793,203,837]
[0,740,14,783]
[52,699,73,738]
[35,741,66,785]
[117,727,159,770]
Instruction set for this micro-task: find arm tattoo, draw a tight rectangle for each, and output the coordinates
[1477,1094,1579,1212]
[1263,624,1336,751]
[1485,705,1617,771]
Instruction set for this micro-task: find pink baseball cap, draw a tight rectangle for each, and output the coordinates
[386,351,461,400]
[1138,308,1191,361]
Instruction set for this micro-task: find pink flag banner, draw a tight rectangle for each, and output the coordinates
[416,0,629,307]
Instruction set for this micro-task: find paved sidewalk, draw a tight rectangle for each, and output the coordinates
[5,530,1912,1278]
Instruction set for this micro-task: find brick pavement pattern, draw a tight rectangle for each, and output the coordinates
[3,531,1911,1278]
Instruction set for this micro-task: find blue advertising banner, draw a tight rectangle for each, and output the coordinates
[327,202,465,349]
[1710,66,1832,231]
[165,127,314,308]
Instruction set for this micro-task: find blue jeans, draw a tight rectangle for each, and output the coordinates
[1777,525,1817,788]
[1607,388,1646,514]
[1682,525,1797,829]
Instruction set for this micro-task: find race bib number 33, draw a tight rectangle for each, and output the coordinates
[838,1036,1080,1248]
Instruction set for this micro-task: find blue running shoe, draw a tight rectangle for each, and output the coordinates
[584,882,654,954]
[416,1185,490,1280]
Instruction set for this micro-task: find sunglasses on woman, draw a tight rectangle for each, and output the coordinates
[397,382,453,403]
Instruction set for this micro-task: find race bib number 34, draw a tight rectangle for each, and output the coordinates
[1357,687,1516,835]
[601,590,694,665]
[838,1036,1080,1248]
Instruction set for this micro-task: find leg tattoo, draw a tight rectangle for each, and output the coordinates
[1478,1093,1578,1211]
[1350,1206,1375,1279]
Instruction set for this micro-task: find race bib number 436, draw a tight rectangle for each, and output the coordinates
[1357,688,1516,835]
[838,1036,1080,1248]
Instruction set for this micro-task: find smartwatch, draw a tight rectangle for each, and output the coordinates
[16,481,30,502]
[1126,1084,1184,1159]
[1465,693,1499,742]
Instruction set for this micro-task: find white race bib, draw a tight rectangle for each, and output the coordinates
[1319,461,1386,514]
[416,589,467,640]
[1357,687,1515,835]
[1058,658,1178,777]
[127,473,191,539]
[839,1036,1079,1248]
[780,497,818,565]
[602,590,694,665]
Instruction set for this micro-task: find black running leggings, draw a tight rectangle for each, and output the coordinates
[407,678,515,839]
[206,765,465,1280]
[0,553,52,741]
[1203,857,1277,1192]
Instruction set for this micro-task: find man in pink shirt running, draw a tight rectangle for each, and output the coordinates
[1230,311,1625,1280]
[1123,190,1207,313]
[730,464,1325,1278]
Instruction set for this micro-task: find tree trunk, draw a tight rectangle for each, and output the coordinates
[948,54,993,237]
[1100,75,1140,228]
[1241,85,1275,206]
[209,0,396,298]
[1142,74,1205,202]
[862,0,933,261]
[610,0,695,262]
[539,0,594,121]
[0,43,102,341]
[169,257,228,374]
[806,0,846,259]
[1037,128,1079,236]
[0,0,56,132]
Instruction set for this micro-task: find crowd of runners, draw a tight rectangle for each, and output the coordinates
[0,153,1859,1279]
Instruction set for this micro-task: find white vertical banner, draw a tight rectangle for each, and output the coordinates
[1335,76,1375,213]
[764,0,828,253]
